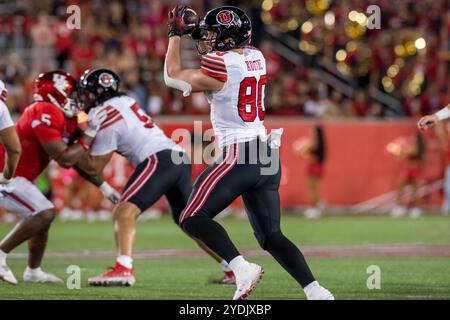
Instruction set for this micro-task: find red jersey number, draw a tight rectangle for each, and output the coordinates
[131,103,154,128]
[237,75,267,122]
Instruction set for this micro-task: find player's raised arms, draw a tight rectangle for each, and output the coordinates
[164,6,223,95]
[165,37,224,94]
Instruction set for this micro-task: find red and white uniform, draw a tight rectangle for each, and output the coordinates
[201,47,268,148]
[0,102,78,216]
[0,99,13,131]
[89,95,182,165]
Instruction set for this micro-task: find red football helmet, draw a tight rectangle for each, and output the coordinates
[33,71,79,118]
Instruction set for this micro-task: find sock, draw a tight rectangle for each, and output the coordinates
[304,280,320,296]
[117,255,133,269]
[220,259,232,273]
[25,266,42,275]
[0,250,7,265]
[228,255,247,273]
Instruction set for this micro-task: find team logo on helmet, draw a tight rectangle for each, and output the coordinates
[99,72,115,88]
[52,74,68,95]
[216,10,241,27]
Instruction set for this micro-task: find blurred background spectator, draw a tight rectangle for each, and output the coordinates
[0,0,448,121]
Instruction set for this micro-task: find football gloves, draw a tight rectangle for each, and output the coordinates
[100,182,120,205]
[85,108,108,138]
[167,5,199,37]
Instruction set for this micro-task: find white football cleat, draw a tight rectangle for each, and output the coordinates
[304,207,322,219]
[306,285,335,300]
[409,207,422,219]
[23,268,64,284]
[0,263,18,285]
[390,205,406,218]
[232,262,264,300]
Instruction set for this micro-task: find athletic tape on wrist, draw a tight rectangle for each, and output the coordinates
[84,128,97,138]
[435,107,450,121]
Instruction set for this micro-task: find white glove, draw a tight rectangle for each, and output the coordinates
[0,173,11,184]
[85,108,108,138]
[100,182,120,204]
[268,128,284,149]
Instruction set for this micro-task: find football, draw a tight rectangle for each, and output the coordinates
[183,7,200,28]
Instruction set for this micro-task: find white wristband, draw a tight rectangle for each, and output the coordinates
[99,182,113,195]
[84,128,97,138]
[435,107,450,121]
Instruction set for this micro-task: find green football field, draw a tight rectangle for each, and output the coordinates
[0,214,449,300]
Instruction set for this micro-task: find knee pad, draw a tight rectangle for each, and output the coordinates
[180,216,197,236]
[180,214,207,238]
[256,231,285,250]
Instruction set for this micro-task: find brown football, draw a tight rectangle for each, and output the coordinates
[183,7,200,26]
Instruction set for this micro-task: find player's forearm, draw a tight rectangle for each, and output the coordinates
[56,135,95,168]
[3,148,20,179]
[166,36,182,77]
[74,166,104,187]
[164,36,195,96]
[0,127,22,179]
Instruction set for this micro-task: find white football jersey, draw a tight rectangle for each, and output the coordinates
[90,95,182,165]
[201,46,268,148]
[0,100,14,131]
[0,81,13,131]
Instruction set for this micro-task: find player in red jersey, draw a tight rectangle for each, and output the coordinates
[0,71,119,285]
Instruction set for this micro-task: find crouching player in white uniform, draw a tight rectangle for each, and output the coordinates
[0,73,117,285]
[165,5,334,299]
[80,69,230,286]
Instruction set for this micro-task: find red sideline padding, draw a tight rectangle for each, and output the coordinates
[158,117,446,207]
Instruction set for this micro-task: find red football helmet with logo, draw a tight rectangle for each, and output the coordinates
[34,70,80,118]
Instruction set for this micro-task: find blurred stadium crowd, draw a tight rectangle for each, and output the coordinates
[0,0,449,221]
[0,0,449,120]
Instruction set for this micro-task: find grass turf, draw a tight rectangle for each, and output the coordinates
[0,215,449,299]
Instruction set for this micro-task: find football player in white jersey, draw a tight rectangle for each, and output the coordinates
[78,68,233,286]
[0,80,22,284]
[165,5,334,300]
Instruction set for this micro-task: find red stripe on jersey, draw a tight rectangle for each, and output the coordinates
[0,90,7,102]
[200,67,227,82]
[100,105,114,114]
[100,114,123,130]
[201,60,226,72]
[4,192,35,213]
[201,65,227,75]
[105,110,119,121]
[204,55,225,63]
[202,56,226,67]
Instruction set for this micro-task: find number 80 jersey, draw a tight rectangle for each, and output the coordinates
[90,95,182,165]
[201,46,268,148]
